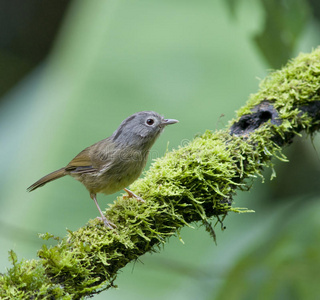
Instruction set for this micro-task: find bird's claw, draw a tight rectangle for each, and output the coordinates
[124,188,145,202]
[96,216,117,229]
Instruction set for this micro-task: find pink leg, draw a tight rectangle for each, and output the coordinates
[90,193,116,228]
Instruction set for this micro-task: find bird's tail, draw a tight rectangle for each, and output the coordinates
[27,168,66,192]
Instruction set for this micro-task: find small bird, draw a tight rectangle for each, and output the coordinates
[27,111,178,228]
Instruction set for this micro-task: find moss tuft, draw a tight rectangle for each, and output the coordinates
[0,251,67,299]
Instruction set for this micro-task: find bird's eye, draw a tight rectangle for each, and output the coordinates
[146,118,155,126]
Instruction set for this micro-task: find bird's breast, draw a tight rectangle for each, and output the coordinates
[79,148,149,195]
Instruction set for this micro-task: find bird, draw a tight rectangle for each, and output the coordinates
[27,111,178,228]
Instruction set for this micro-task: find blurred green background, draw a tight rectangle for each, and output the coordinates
[1,0,320,299]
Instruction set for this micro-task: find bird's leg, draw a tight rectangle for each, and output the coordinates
[90,193,116,228]
[123,188,145,203]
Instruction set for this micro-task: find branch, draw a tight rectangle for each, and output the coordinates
[1,48,320,299]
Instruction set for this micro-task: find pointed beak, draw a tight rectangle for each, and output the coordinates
[161,118,179,126]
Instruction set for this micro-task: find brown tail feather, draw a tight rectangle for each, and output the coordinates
[27,168,66,192]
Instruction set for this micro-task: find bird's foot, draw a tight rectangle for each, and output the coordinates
[96,216,117,229]
[124,188,145,202]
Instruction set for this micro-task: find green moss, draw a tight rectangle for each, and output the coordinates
[0,251,68,299]
[236,49,320,119]
[1,48,320,299]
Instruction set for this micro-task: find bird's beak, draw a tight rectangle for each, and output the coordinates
[161,118,179,126]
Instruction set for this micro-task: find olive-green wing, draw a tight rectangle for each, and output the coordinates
[65,140,115,174]
[65,147,97,174]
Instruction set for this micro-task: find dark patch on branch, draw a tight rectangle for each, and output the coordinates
[298,101,320,132]
[230,100,281,136]
[275,101,320,146]
[230,100,320,146]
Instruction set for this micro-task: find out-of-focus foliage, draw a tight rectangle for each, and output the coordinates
[1,0,320,299]
[226,0,320,68]
[215,197,320,300]
[0,0,70,96]
[254,0,309,68]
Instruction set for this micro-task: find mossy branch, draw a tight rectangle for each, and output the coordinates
[1,48,320,299]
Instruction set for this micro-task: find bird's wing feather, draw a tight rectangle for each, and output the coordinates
[65,141,115,174]
[65,148,97,174]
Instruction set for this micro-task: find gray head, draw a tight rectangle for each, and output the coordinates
[111,111,178,149]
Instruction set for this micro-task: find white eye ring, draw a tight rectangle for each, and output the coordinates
[146,118,155,126]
